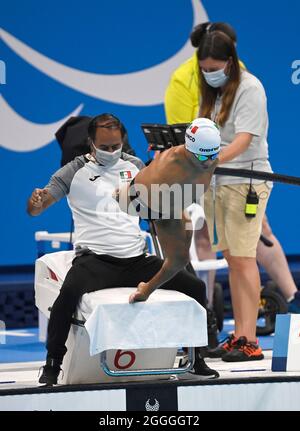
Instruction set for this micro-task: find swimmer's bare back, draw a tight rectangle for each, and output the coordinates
[135,145,218,208]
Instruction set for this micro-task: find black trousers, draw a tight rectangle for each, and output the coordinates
[46,253,207,361]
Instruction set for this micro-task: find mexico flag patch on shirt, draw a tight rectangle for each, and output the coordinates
[120,171,132,181]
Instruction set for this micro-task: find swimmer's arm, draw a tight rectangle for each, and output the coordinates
[194,160,218,195]
[129,217,192,303]
[129,256,189,303]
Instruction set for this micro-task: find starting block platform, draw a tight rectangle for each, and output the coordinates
[1,351,300,411]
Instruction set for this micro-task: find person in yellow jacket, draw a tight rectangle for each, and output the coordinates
[165,23,245,124]
[164,22,300,324]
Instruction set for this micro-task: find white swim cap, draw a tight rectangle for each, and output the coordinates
[185,118,221,157]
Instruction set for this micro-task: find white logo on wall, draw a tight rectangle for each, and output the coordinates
[291,60,300,84]
[0,0,208,152]
[145,398,160,412]
[0,96,83,152]
[0,60,6,84]
[0,320,6,345]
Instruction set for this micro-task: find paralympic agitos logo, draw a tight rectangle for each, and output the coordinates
[0,60,6,84]
[0,1,208,153]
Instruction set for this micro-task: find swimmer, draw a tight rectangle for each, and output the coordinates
[117,118,221,303]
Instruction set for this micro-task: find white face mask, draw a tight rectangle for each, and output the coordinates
[92,143,122,167]
[202,64,229,88]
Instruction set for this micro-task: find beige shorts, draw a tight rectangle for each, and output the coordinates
[204,183,271,257]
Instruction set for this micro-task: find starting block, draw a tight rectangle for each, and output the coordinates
[34,251,208,384]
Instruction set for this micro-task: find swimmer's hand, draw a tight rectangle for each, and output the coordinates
[129,282,150,303]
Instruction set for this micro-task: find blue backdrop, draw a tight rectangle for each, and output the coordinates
[0,0,299,265]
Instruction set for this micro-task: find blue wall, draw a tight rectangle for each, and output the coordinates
[0,0,299,265]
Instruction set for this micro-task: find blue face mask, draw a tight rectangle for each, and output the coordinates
[202,65,229,88]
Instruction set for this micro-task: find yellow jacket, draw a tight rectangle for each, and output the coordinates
[164,52,245,124]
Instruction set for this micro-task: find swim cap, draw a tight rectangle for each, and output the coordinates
[185,118,221,156]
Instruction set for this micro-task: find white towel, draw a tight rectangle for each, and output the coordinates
[80,288,208,355]
[35,251,208,355]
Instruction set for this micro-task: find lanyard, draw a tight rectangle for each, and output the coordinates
[211,175,218,245]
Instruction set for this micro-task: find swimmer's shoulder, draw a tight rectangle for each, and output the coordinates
[167,145,186,163]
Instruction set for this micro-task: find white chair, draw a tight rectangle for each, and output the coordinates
[34,250,208,384]
[187,204,228,290]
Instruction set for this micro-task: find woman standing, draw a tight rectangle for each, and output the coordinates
[165,23,244,311]
[165,22,300,350]
[197,30,273,361]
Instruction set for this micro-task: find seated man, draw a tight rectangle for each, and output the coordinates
[117,118,221,304]
[27,113,219,385]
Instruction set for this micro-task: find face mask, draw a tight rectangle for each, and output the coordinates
[202,65,229,88]
[92,143,122,167]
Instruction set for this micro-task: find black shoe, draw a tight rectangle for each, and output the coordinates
[38,358,62,386]
[178,349,219,378]
[207,308,219,349]
[187,348,219,378]
[192,356,219,378]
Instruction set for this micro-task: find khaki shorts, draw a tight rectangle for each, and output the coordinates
[204,183,271,257]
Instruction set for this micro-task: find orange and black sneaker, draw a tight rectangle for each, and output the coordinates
[222,336,264,362]
[207,334,238,358]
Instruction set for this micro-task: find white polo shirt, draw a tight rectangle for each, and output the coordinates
[45,153,146,258]
[213,70,273,186]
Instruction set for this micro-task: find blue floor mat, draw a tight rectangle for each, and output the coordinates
[0,319,274,364]
[0,328,46,363]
